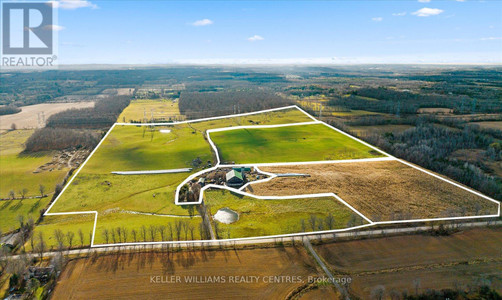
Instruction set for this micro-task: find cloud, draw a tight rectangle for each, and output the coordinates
[247,35,264,42]
[47,0,98,10]
[418,0,431,2]
[392,12,406,16]
[480,37,501,40]
[412,7,444,17]
[191,19,213,26]
[43,24,65,31]
[372,17,383,22]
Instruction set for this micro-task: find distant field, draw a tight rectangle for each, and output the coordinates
[253,161,498,221]
[210,123,383,164]
[0,102,94,130]
[44,108,315,245]
[52,246,330,299]
[417,107,453,114]
[470,121,502,130]
[349,124,414,136]
[117,99,183,122]
[204,189,365,238]
[330,110,383,117]
[314,227,502,298]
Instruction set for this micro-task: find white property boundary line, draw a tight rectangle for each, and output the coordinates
[44,105,501,248]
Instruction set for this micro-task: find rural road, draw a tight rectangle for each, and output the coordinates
[4,220,501,261]
[304,239,350,300]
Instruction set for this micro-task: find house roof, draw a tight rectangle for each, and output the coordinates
[226,170,243,181]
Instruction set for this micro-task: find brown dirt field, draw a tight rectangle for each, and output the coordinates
[298,286,339,299]
[250,161,499,221]
[313,227,502,298]
[52,247,323,300]
[0,102,94,130]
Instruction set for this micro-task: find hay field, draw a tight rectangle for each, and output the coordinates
[51,246,328,300]
[314,227,502,298]
[204,189,366,239]
[250,161,499,221]
[210,123,383,164]
[117,99,183,123]
[0,102,94,130]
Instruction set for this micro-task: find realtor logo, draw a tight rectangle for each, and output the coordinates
[1,1,57,68]
[2,2,53,54]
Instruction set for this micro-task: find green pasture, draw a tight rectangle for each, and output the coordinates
[204,189,366,239]
[210,123,384,164]
[0,197,50,233]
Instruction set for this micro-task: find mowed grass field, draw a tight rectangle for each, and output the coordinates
[117,99,183,122]
[314,227,502,298]
[42,108,315,245]
[210,123,383,164]
[204,189,365,239]
[255,161,499,221]
[51,246,335,300]
[0,130,69,232]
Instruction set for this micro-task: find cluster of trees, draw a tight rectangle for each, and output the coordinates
[24,128,100,152]
[361,124,502,200]
[299,214,337,232]
[0,105,21,116]
[100,220,200,244]
[46,95,130,129]
[179,90,291,119]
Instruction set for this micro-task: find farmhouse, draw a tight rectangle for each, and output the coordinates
[226,169,245,187]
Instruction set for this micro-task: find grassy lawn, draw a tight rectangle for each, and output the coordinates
[205,189,365,239]
[83,124,213,173]
[0,198,50,232]
[117,99,182,123]
[53,173,194,215]
[210,123,384,164]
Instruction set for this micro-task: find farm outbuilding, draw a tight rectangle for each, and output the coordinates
[226,169,245,187]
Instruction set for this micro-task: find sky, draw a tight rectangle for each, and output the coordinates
[47,0,502,64]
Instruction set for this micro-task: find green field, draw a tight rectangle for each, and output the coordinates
[210,123,384,164]
[0,198,50,233]
[0,130,69,233]
[41,108,316,245]
[204,189,366,239]
[117,99,182,123]
[29,212,202,250]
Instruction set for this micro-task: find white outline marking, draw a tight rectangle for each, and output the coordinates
[43,105,500,248]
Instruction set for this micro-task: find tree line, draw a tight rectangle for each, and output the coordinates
[24,128,100,152]
[179,90,291,119]
[0,105,21,116]
[46,95,130,129]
